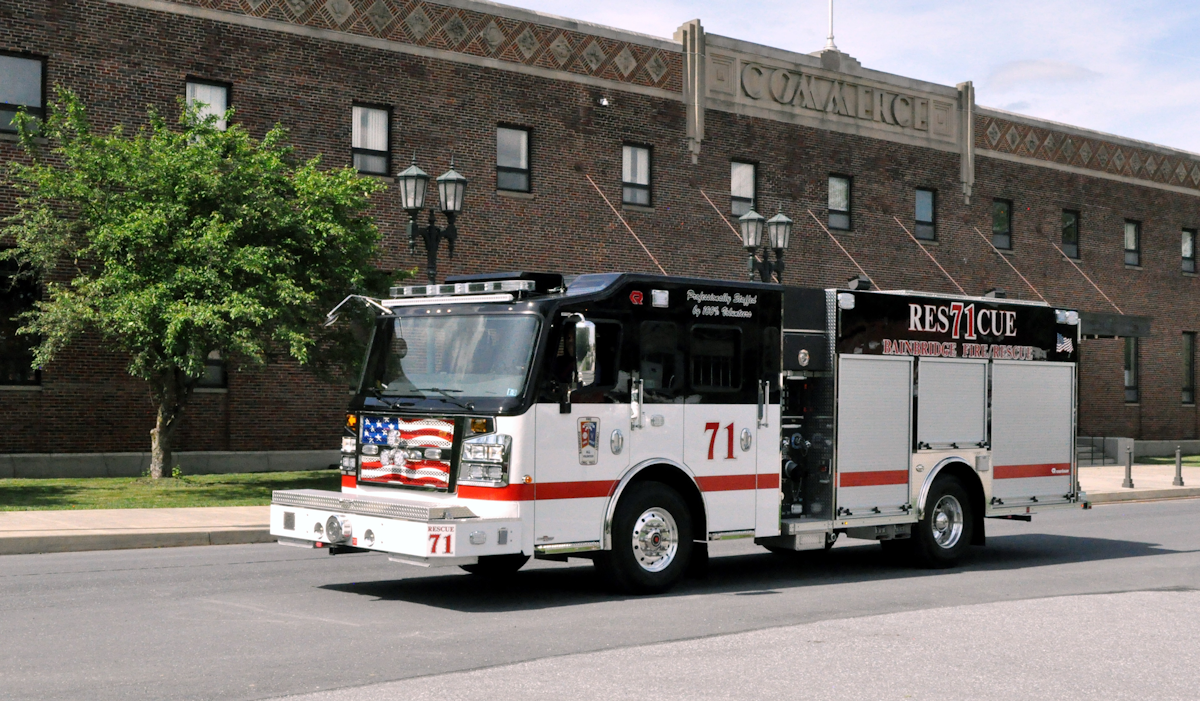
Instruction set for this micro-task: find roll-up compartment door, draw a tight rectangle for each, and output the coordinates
[917,358,987,448]
[990,361,1074,503]
[836,355,912,515]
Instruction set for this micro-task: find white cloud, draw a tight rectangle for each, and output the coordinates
[986,60,1101,92]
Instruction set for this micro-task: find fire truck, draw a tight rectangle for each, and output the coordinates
[271,272,1085,593]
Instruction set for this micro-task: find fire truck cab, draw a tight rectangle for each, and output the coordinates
[271,272,1085,593]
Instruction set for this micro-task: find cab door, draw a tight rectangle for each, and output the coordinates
[534,320,629,546]
[682,324,758,535]
[625,319,685,474]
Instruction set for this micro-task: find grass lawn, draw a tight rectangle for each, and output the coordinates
[0,470,341,511]
[1139,454,1200,466]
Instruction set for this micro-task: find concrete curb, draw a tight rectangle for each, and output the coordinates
[1087,488,1200,504]
[0,528,274,556]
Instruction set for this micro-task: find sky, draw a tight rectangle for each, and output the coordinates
[498,0,1200,153]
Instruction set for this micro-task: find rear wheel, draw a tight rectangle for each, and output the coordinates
[460,553,529,577]
[594,481,693,594]
[913,477,974,567]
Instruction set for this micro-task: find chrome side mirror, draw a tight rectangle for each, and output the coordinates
[574,318,596,387]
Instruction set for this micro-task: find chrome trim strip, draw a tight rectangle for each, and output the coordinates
[535,541,601,555]
[708,529,755,541]
[917,456,969,518]
[601,458,705,551]
[272,489,477,522]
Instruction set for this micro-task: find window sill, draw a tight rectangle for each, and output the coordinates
[622,204,655,213]
[914,238,938,245]
[0,133,47,145]
[996,248,1015,256]
[0,384,42,391]
[1125,265,1143,271]
[496,189,534,200]
[194,387,229,394]
[1183,271,1197,277]
[1124,402,1140,407]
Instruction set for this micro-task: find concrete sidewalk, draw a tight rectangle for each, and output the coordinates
[0,506,271,556]
[1,465,1197,556]
[1079,464,1200,503]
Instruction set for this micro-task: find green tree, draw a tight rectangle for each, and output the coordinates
[3,89,387,478]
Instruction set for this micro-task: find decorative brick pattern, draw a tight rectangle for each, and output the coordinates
[161,0,681,91]
[977,114,1200,192]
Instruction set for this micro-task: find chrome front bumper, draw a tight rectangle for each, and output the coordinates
[270,489,523,566]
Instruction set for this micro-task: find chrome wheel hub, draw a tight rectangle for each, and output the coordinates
[930,494,963,549]
[631,508,678,573]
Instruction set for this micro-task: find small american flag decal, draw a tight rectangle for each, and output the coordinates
[1056,333,1074,354]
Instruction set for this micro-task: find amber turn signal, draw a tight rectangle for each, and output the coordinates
[470,418,488,434]
[346,414,357,429]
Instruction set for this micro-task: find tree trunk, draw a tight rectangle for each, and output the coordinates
[148,367,191,479]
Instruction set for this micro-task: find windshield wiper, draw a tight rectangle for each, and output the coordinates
[367,388,415,409]
[416,387,475,411]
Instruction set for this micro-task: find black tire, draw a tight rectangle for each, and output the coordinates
[594,481,693,594]
[912,476,974,567]
[460,553,529,576]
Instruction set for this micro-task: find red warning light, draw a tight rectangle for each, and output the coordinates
[629,291,644,305]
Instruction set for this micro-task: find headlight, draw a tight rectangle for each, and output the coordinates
[458,433,512,487]
[463,443,505,462]
[361,444,380,456]
[341,437,356,454]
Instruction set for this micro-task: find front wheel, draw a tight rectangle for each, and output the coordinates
[913,477,974,567]
[594,481,693,594]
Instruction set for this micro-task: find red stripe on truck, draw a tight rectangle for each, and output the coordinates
[695,474,757,491]
[457,473,778,501]
[994,463,1071,479]
[839,470,909,487]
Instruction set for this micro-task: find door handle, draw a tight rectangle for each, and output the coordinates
[757,379,768,428]
[631,378,644,430]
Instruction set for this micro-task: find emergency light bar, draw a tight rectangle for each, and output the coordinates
[388,279,537,298]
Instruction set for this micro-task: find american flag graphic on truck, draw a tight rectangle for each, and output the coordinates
[359,416,455,489]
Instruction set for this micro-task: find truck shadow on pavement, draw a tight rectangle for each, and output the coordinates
[319,532,1189,612]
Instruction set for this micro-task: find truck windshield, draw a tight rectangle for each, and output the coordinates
[368,314,540,403]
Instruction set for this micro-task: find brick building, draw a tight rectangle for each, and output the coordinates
[2,0,1199,474]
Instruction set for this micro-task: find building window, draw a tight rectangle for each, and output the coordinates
[0,53,45,134]
[731,161,755,216]
[914,188,936,240]
[992,199,1013,250]
[496,126,530,192]
[1124,336,1139,403]
[1062,210,1081,259]
[197,350,227,389]
[1124,220,1141,267]
[0,255,40,386]
[185,79,230,130]
[1184,332,1196,405]
[622,144,651,207]
[828,175,851,230]
[351,105,389,175]
[1183,229,1196,273]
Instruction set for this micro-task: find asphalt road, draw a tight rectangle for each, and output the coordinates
[1,499,1198,701]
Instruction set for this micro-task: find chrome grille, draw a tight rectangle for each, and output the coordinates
[272,489,477,522]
